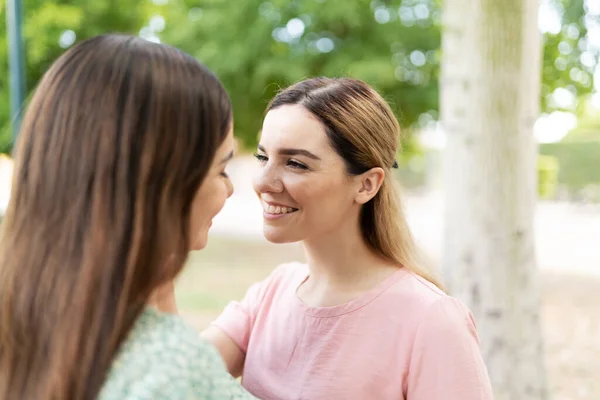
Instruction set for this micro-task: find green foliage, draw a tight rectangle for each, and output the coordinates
[0,0,155,151]
[539,140,600,191]
[161,0,441,148]
[563,115,600,142]
[160,0,598,148]
[538,154,560,199]
[540,0,597,115]
[0,0,596,154]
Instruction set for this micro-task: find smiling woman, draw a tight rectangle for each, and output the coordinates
[203,77,493,400]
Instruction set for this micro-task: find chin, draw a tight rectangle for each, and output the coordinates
[192,242,208,251]
[191,233,209,251]
[263,227,302,244]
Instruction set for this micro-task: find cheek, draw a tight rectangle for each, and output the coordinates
[287,174,352,209]
[190,181,217,228]
[203,180,232,227]
[189,179,230,250]
[189,195,205,237]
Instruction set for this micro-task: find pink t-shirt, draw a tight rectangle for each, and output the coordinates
[213,263,493,400]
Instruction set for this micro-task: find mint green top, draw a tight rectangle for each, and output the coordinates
[98,308,255,400]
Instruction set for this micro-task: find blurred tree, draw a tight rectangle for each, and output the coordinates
[441,0,548,399]
[161,0,599,150]
[0,0,154,153]
[161,0,441,150]
[0,0,597,153]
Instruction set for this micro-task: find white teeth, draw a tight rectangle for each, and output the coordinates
[263,202,296,214]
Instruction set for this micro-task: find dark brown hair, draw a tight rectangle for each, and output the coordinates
[0,34,231,399]
[267,77,441,288]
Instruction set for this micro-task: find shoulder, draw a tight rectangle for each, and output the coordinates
[384,270,478,337]
[387,269,456,308]
[398,277,492,397]
[101,309,250,399]
[103,309,222,384]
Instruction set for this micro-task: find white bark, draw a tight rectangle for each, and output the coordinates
[440,0,549,399]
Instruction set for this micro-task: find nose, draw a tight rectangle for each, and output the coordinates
[253,164,283,194]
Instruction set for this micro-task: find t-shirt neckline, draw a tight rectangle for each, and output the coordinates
[293,266,409,318]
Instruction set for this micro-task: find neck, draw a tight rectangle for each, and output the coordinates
[302,211,396,289]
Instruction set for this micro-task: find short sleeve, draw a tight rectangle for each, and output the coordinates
[210,264,291,353]
[211,282,263,353]
[407,297,494,399]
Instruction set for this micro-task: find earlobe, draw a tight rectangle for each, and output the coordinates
[355,167,385,204]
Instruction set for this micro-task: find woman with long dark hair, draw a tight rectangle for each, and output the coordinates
[0,34,254,400]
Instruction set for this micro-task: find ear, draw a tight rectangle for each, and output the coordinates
[354,167,385,205]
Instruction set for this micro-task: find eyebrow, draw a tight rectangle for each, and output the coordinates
[220,150,234,164]
[257,144,321,161]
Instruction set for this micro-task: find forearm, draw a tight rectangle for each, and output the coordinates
[201,326,246,378]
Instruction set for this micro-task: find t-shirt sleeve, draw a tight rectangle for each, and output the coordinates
[406,297,494,399]
[211,265,285,353]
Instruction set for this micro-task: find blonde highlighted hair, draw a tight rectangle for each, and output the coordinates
[267,77,442,289]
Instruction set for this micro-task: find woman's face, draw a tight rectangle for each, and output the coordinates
[253,105,364,244]
[189,127,235,250]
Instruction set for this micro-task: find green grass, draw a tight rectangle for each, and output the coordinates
[539,141,600,191]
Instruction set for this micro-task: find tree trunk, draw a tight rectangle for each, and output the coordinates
[440,0,549,399]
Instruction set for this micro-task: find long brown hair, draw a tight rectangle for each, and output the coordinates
[267,77,442,289]
[0,34,232,399]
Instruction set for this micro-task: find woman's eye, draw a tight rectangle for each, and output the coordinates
[253,153,307,170]
[254,153,268,162]
[220,171,229,178]
[288,160,308,170]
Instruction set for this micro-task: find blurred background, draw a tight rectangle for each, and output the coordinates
[0,0,598,399]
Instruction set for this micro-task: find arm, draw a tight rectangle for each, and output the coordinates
[201,326,246,378]
[407,297,494,399]
[202,278,269,378]
[194,339,258,399]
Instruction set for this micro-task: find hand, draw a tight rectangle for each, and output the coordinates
[148,280,179,314]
